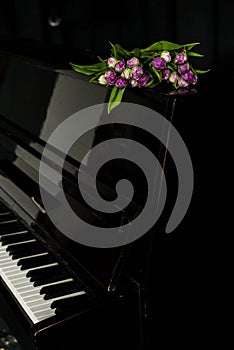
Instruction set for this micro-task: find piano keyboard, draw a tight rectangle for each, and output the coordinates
[0,202,86,324]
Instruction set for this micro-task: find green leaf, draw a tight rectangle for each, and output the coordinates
[70,61,107,76]
[141,40,200,53]
[98,56,106,63]
[109,41,117,58]
[115,44,131,58]
[151,67,162,82]
[187,51,204,57]
[108,86,126,114]
[131,47,141,58]
[194,69,211,74]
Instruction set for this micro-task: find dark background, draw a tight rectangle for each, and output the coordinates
[0,0,229,348]
[0,0,232,77]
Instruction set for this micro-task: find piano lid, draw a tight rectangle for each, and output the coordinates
[0,47,188,289]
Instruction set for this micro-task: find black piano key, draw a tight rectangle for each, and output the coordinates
[0,221,25,234]
[0,213,14,222]
[26,264,64,280]
[7,241,46,258]
[17,254,55,270]
[40,281,82,300]
[50,294,90,313]
[11,245,47,259]
[0,232,32,245]
[33,271,71,287]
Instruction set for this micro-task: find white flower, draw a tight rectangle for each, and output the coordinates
[98,74,107,85]
[130,79,138,87]
[107,57,117,68]
[121,68,132,80]
[169,71,178,83]
[161,50,171,63]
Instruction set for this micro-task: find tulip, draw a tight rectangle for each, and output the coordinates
[152,57,167,70]
[127,57,139,68]
[107,57,117,68]
[115,60,125,73]
[105,71,117,85]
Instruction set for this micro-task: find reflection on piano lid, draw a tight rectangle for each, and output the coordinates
[0,46,194,349]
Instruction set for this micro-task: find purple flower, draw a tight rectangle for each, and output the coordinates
[175,52,187,65]
[127,57,139,68]
[137,74,150,87]
[115,60,125,73]
[179,63,190,74]
[169,71,179,83]
[107,57,117,68]
[131,66,143,80]
[105,70,117,85]
[182,70,197,84]
[162,69,171,80]
[115,78,128,88]
[152,57,167,70]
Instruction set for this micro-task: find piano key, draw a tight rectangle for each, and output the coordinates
[17,254,56,270]
[0,222,25,234]
[27,264,65,280]
[40,281,82,300]
[0,229,28,237]
[0,232,32,245]
[51,293,91,310]
[7,241,46,258]
[33,271,71,287]
[0,213,14,221]
[0,213,88,324]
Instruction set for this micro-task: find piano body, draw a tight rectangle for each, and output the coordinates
[0,44,195,349]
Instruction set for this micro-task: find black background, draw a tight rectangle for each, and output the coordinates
[0,1,229,348]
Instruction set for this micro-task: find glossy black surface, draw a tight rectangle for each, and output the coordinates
[0,43,215,350]
[0,48,184,288]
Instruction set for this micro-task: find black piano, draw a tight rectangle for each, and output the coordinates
[0,43,199,349]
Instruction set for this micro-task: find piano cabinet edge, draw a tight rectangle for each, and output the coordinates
[33,293,140,350]
[1,275,141,350]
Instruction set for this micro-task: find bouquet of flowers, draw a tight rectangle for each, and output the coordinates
[70,40,209,113]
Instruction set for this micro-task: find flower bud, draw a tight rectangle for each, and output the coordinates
[127,57,139,68]
[105,70,117,85]
[179,63,190,74]
[121,68,132,80]
[130,79,138,87]
[152,57,167,70]
[177,77,189,88]
[107,57,117,68]
[131,66,143,80]
[137,74,150,87]
[115,60,125,73]
[175,52,187,65]
[162,69,171,80]
[169,71,178,83]
[182,70,198,84]
[98,74,107,85]
[115,78,128,88]
[161,51,171,63]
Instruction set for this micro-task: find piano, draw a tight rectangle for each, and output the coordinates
[0,43,198,349]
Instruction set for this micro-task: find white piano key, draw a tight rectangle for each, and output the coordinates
[0,224,87,324]
[3,239,36,247]
[0,219,18,224]
[35,309,56,321]
[0,230,28,238]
